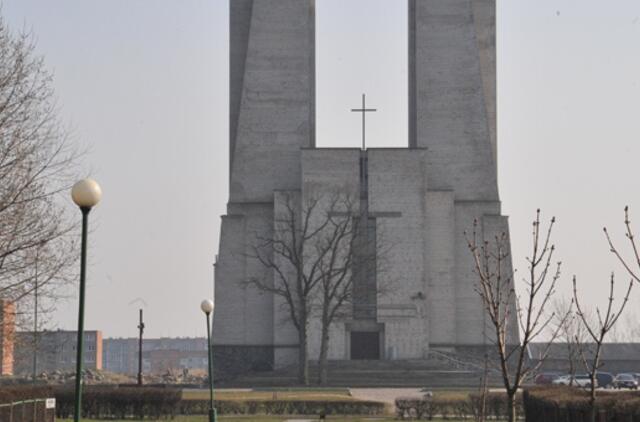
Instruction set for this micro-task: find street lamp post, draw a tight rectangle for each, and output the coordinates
[71,178,102,422]
[201,299,217,422]
[33,246,39,383]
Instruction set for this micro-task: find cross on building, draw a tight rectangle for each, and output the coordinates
[218,1,518,368]
[351,93,377,150]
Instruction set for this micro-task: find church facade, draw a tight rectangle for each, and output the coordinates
[214,0,518,370]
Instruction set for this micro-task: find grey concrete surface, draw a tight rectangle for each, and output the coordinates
[214,0,518,376]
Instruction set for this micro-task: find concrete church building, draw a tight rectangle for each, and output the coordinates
[214,0,518,372]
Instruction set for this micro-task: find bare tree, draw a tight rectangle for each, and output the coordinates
[605,206,640,284]
[314,205,355,386]
[248,190,355,385]
[0,16,81,329]
[466,210,567,422]
[572,274,632,422]
[551,299,589,386]
[313,202,392,385]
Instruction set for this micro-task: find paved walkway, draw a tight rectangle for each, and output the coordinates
[349,388,424,408]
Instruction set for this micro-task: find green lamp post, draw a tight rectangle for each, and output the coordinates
[71,178,102,422]
[201,299,217,422]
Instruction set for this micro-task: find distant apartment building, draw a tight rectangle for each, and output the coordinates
[103,337,208,374]
[102,337,138,374]
[13,330,103,375]
[0,300,16,375]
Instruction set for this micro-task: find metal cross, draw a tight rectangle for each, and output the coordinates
[351,93,377,150]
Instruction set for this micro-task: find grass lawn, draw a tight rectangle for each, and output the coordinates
[182,388,475,402]
[61,418,462,422]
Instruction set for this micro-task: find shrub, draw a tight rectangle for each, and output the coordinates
[469,391,523,420]
[0,385,56,422]
[523,386,640,422]
[395,392,523,420]
[181,399,385,416]
[395,397,436,420]
[53,386,384,419]
[0,385,54,404]
[54,385,181,420]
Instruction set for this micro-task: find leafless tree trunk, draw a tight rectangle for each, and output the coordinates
[573,274,632,422]
[551,299,589,387]
[466,210,568,422]
[248,191,354,385]
[477,352,489,422]
[0,16,81,330]
[313,198,355,385]
[314,197,395,385]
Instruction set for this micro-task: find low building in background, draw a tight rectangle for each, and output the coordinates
[142,349,208,374]
[0,300,16,375]
[13,330,103,375]
[529,342,640,374]
[103,337,208,375]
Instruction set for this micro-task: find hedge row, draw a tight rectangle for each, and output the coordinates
[0,385,54,404]
[524,386,640,422]
[181,399,385,416]
[54,386,182,420]
[396,392,523,420]
[1,385,385,419]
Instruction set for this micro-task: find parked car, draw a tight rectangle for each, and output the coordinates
[612,373,639,390]
[534,372,561,385]
[552,374,596,388]
[595,372,614,389]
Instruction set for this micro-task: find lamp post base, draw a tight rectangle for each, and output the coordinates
[209,408,217,422]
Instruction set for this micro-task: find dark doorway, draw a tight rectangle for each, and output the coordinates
[350,331,380,360]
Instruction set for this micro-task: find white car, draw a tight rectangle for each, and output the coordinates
[552,374,596,388]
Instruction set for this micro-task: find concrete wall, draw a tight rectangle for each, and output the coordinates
[214,203,275,346]
[229,0,315,203]
[271,190,302,368]
[301,149,360,362]
[447,203,519,346]
[216,0,517,373]
[411,0,498,201]
[425,190,456,344]
[482,214,519,345]
[368,149,427,359]
[452,202,497,345]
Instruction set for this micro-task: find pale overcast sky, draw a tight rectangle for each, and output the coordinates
[3,1,640,338]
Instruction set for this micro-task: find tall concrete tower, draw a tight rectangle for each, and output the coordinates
[214,0,518,375]
[214,0,317,371]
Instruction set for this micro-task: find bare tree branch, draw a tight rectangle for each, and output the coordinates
[0,18,82,330]
[573,273,633,422]
[604,206,640,284]
[246,190,358,385]
[465,210,567,422]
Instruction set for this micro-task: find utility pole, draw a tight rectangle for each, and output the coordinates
[137,308,144,386]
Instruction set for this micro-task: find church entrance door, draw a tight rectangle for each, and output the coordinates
[350,332,380,360]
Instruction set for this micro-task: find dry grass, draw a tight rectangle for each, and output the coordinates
[183,389,356,402]
[431,390,472,401]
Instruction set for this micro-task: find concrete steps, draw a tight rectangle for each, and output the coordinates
[222,359,503,388]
